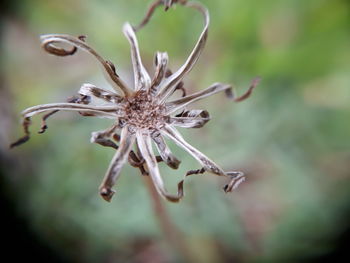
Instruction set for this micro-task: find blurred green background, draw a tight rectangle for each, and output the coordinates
[1,0,350,262]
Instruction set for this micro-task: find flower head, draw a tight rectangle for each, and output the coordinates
[11,0,259,202]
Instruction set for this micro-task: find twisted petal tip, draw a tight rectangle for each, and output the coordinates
[99,187,116,202]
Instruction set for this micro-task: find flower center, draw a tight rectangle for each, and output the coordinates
[121,90,165,130]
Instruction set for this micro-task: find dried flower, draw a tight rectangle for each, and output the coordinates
[11,0,260,202]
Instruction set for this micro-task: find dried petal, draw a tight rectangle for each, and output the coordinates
[133,0,163,32]
[223,171,245,192]
[162,124,225,175]
[225,77,261,102]
[137,131,183,202]
[90,125,120,150]
[41,34,132,96]
[79,83,123,104]
[134,0,189,30]
[99,126,135,201]
[157,2,209,101]
[165,83,231,114]
[22,102,120,118]
[151,131,181,169]
[123,23,151,91]
[150,51,169,94]
[9,117,31,148]
[37,110,59,134]
[167,109,210,128]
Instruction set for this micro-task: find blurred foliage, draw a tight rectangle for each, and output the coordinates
[1,0,350,262]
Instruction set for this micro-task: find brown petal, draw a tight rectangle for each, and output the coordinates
[40,34,132,96]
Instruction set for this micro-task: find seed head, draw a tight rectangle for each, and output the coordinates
[11,0,260,202]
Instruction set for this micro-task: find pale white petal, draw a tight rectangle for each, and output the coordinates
[150,51,169,95]
[123,23,151,91]
[137,131,183,202]
[165,83,231,114]
[22,102,120,118]
[161,124,225,175]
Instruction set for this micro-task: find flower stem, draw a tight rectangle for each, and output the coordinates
[143,176,197,262]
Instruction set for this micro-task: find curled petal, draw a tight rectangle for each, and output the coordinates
[37,110,59,134]
[165,83,231,114]
[223,171,245,192]
[150,51,169,95]
[40,34,132,96]
[90,124,120,150]
[9,117,31,148]
[133,0,189,31]
[157,1,209,101]
[161,126,246,192]
[137,131,183,202]
[133,0,163,32]
[151,131,181,169]
[43,42,77,56]
[99,126,136,202]
[225,76,261,102]
[79,83,123,104]
[167,109,210,128]
[162,124,225,175]
[10,103,119,148]
[123,23,151,91]
[22,103,120,118]
[166,77,261,114]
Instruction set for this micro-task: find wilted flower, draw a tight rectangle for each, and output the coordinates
[11,0,259,202]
